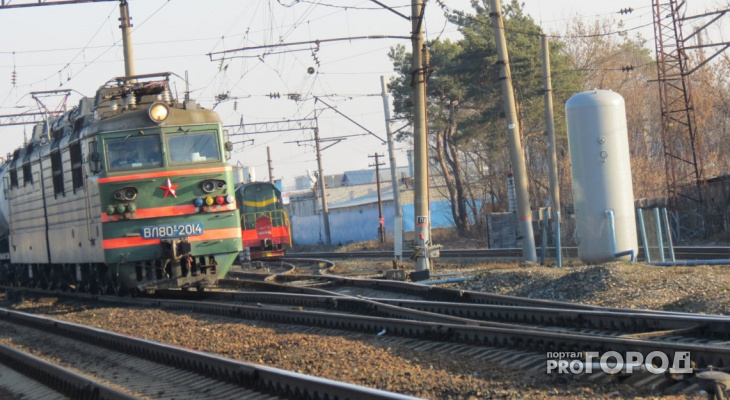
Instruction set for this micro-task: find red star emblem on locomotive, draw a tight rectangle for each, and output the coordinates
[159,178,179,198]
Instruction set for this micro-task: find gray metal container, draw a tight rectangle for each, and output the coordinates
[566,89,637,264]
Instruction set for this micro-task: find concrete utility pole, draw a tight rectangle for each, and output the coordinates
[267,146,274,184]
[488,0,537,262]
[411,0,435,277]
[380,75,404,261]
[313,127,332,245]
[369,153,386,244]
[119,0,135,78]
[541,35,562,267]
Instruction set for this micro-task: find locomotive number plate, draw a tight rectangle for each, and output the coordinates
[141,222,204,239]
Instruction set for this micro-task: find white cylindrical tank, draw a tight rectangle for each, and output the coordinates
[243,166,256,183]
[566,89,637,264]
[233,165,245,186]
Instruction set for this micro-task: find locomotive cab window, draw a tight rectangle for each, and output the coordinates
[9,168,18,189]
[106,135,162,171]
[70,141,84,190]
[167,131,220,164]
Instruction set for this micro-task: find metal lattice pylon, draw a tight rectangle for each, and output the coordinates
[652,0,704,205]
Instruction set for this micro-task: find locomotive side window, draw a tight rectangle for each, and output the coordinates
[22,162,32,186]
[106,135,162,171]
[167,132,220,164]
[51,149,64,196]
[70,142,84,190]
[9,168,18,189]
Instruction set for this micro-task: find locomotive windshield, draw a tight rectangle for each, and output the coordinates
[166,131,220,164]
[106,135,162,171]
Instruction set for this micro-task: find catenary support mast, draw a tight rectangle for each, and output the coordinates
[488,0,537,262]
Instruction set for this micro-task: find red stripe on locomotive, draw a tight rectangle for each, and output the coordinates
[241,217,290,248]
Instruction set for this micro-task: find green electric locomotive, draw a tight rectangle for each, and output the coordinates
[0,73,242,294]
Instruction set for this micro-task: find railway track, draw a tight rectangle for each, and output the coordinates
[217,277,730,339]
[0,304,416,400]
[226,270,722,318]
[3,251,730,398]
[221,276,730,342]
[5,283,730,396]
[6,285,730,372]
[0,341,136,400]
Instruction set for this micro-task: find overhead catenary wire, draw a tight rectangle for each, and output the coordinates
[12,0,172,93]
[436,0,659,40]
[0,0,452,183]
[207,35,411,61]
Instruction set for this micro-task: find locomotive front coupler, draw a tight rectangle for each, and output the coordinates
[159,238,194,278]
[159,238,191,260]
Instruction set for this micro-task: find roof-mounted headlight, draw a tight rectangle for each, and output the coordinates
[149,102,170,124]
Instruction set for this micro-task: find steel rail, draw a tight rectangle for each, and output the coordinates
[6,289,729,371]
[0,307,418,400]
[248,273,727,319]
[163,286,730,338]
[0,343,137,400]
[80,296,730,369]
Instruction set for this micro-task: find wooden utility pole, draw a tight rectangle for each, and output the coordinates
[488,0,537,262]
[370,153,386,243]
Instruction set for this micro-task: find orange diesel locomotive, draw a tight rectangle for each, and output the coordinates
[235,182,291,259]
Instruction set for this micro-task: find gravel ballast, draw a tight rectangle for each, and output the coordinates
[3,260,727,399]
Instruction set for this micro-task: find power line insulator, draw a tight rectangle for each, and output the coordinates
[619,7,634,14]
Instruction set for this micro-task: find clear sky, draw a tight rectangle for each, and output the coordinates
[0,0,725,190]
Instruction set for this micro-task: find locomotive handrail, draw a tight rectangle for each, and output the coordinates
[109,72,172,84]
[241,210,290,228]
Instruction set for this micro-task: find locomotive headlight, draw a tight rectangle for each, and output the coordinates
[149,102,170,124]
[201,180,216,193]
[113,187,138,201]
[123,187,137,201]
[201,179,225,193]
